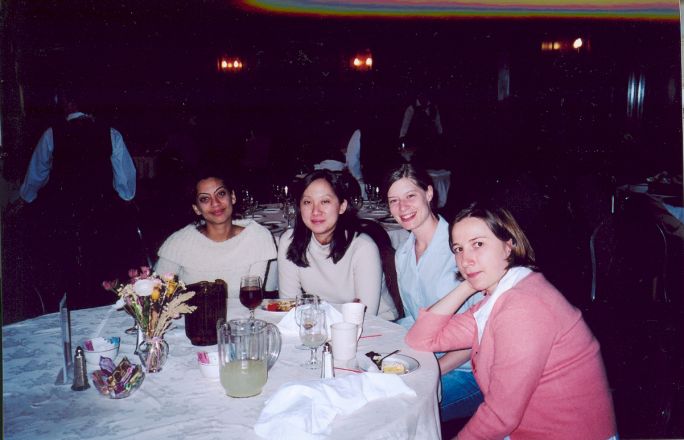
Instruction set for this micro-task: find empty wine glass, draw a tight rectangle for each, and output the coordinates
[299,308,327,369]
[239,275,263,320]
[239,189,258,217]
[351,195,364,211]
[284,202,296,227]
[294,293,319,349]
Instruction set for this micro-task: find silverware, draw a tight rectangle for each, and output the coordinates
[378,349,400,365]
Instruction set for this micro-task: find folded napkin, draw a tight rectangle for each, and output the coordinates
[277,302,343,337]
[254,373,416,440]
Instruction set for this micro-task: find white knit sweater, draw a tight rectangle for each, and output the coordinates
[155,220,277,297]
[277,229,398,320]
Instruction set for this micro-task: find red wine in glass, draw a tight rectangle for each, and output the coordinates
[240,276,263,319]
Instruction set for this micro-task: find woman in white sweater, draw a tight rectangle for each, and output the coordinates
[278,170,398,320]
[155,170,276,297]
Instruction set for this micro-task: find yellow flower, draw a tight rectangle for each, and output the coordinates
[166,280,178,297]
[151,288,161,301]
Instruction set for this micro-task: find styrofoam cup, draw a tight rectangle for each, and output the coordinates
[342,302,365,338]
[331,322,358,361]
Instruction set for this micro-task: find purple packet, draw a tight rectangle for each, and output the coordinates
[99,356,117,375]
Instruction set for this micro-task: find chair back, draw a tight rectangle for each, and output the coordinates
[590,212,668,305]
[357,220,405,319]
[587,211,676,437]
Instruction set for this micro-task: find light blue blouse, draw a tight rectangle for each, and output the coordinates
[395,216,483,370]
[19,112,137,203]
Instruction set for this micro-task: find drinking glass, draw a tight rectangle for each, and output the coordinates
[284,202,296,227]
[239,275,263,319]
[299,308,327,369]
[239,189,257,216]
[294,293,319,349]
[271,184,282,203]
[351,195,364,211]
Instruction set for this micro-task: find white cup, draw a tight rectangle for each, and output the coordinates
[331,322,358,361]
[342,302,365,339]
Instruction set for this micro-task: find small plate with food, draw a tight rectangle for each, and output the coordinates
[261,299,296,312]
[358,351,420,375]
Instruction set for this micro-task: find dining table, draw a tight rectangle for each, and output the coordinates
[617,183,684,240]
[3,299,441,440]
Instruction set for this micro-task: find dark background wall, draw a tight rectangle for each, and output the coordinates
[1,1,681,184]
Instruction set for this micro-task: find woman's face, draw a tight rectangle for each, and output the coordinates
[451,217,512,294]
[387,177,434,232]
[192,177,235,225]
[300,178,348,244]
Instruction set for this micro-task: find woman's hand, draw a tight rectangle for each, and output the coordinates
[427,281,478,315]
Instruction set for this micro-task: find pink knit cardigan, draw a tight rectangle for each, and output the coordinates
[406,272,616,440]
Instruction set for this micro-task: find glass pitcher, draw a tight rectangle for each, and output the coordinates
[217,318,281,398]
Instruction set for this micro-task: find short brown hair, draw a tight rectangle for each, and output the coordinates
[450,202,537,279]
[382,163,436,211]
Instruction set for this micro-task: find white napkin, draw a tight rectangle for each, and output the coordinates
[277,302,343,337]
[254,373,416,440]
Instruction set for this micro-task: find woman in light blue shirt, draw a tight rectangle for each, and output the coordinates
[385,163,483,421]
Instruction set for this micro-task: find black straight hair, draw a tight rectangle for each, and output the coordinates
[286,170,359,267]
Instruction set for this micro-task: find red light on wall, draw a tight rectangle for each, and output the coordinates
[351,51,373,70]
[217,56,243,72]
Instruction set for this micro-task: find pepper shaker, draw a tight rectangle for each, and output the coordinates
[71,346,90,391]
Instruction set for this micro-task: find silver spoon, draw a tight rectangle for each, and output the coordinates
[376,349,400,366]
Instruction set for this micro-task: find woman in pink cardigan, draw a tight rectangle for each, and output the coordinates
[406,202,616,440]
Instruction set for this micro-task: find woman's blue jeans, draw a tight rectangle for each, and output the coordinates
[440,369,483,421]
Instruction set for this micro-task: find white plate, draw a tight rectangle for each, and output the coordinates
[379,216,397,224]
[358,210,389,219]
[260,299,295,312]
[260,208,281,214]
[262,220,285,225]
[357,352,420,375]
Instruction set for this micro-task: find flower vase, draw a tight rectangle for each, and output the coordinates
[138,337,169,373]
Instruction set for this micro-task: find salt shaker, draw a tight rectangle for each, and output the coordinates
[321,343,334,379]
[71,346,90,391]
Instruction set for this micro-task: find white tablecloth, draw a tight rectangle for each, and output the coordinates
[3,300,441,440]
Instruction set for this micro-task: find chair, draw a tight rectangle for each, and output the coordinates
[586,211,677,437]
[589,212,668,305]
[357,219,405,319]
[262,258,279,299]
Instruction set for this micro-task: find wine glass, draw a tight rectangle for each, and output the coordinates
[299,308,327,369]
[294,293,319,349]
[351,195,364,212]
[239,275,263,320]
[284,201,296,227]
[124,306,138,335]
[239,189,256,217]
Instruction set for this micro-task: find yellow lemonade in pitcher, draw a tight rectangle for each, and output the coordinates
[220,359,267,398]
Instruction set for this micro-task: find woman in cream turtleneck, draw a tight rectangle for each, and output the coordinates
[155,168,276,297]
[278,170,397,320]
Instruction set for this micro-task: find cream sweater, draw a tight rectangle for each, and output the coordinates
[277,229,398,320]
[155,220,277,297]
